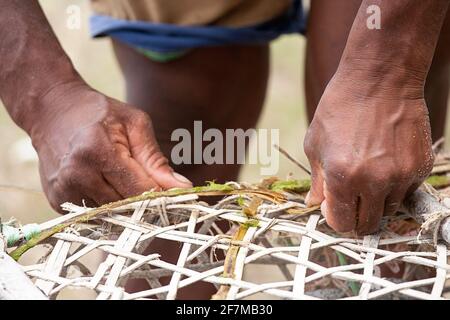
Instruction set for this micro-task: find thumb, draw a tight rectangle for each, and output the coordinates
[127,113,193,189]
[305,165,325,207]
[136,147,193,189]
[149,158,193,189]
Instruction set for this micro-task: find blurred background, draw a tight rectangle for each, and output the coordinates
[2,0,449,300]
[0,0,310,225]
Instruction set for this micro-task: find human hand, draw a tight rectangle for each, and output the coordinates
[30,82,192,212]
[304,74,434,234]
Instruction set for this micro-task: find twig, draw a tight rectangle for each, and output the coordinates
[432,137,445,154]
[273,144,311,175]
[0,184,43,195]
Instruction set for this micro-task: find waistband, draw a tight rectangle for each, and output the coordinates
[90,0,305,53]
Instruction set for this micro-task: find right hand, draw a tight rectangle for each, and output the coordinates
[30,82,192,212]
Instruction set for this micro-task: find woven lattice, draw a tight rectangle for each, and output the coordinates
[4,181,449,300]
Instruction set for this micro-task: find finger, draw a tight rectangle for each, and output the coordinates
[406,182,421,197]
[49,188,96,213]
[146,154,193,189]
[126,115,192,189]
[384,180,421,216]
[384,186,409,216]
[357,191,387,235]
[305,165,325,206]
[64,168,122,207]
[79,197,97,209]
[322,181,358,233]
[82,173,123,206]
[102,151,161,198]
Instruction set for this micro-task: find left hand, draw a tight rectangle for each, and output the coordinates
[304,73,434,235]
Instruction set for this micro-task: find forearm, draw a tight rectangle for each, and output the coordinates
[337,0,450,97]
[0,1,83,135]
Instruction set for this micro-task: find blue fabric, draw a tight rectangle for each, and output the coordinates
[90,0,305,53]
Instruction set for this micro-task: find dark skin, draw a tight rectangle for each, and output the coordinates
[304,0,449,234]
[1,0,450,298]
[0,1,193,212]
[0,0,268,299]
[111,40,269,187]
[112,41,269,298]
[305,0,450,141]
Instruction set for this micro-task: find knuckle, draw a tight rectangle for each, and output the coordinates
[60,167,83,190]
[397,171,415,186]
[69,128,104,161]
[72,146,99,165]
[71,142,109,167]
[364,169,391,186]
[384,169,402,184]
[146,150,169,170]
[303,132,315,158]
[323,202,356,233]
[133,111,152,128]
[398,157,433,183]
[324,158,354,183]
[354,162,396,192]
[400,166,416,180]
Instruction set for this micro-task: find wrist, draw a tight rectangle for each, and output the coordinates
[332,59,425,101]
[26,78,89,144]
[331,0,450,101]
[4,54,85,134]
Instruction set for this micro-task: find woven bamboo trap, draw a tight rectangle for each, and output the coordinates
[2,143,450,300]
[1,171,450,300]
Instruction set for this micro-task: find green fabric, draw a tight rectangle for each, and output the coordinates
[1,223,41,247]
[137,48,188,62]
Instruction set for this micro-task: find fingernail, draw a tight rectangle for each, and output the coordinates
[172,172,193,185]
